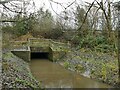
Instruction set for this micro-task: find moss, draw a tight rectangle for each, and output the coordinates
[2,62,10,71]
[63,62,70,69]
[101,63,107,80]
[75,64,85,72]
[3,52,13,60]
[3,52,41,88]
[61,48,119,87]
[15,78,41,88]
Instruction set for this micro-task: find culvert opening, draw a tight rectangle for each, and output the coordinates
[31,52,49,59]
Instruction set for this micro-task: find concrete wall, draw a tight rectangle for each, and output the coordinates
[11,50,30,62]
[11,47,31,62]
[48,47,53,61]
[11,47,67,62]
[52,51,66,62]
[11,46,52,62]
[11,38,69,62]
[30,46,49,52]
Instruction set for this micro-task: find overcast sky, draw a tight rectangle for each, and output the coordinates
[0,0,119,17]
[33,0,93,14]
[32,0,119,15]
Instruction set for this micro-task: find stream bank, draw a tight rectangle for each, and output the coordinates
[58,48,119,88]
[2,51,41,89]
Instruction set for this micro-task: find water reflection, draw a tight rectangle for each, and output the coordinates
[30,59,112,88]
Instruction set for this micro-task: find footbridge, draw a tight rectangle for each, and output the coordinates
[11,38,70,62]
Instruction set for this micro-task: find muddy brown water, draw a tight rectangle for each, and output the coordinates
[30,59,113,88]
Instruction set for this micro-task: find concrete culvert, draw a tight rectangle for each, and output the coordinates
[31,52,49,59]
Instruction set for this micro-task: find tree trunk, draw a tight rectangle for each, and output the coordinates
[118,4,120,87]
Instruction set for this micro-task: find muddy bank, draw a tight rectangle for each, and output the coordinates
[2,51,41,89]
[58,48,119,87]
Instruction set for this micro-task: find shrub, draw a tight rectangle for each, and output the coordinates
[43,28,63,39]
[13,20,28,36]
[71,35,81,46]
[72,34,116,53]
[95,44,114,53]
[95,36,107,45]
[64,62,70,69]
[79,35,96,49]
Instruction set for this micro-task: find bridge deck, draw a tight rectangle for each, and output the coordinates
[11,38,70,62]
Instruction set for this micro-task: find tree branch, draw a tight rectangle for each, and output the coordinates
[0,0,21,4]
[77,0,95,31]
[65,0,76,10]
[2,4,22,13]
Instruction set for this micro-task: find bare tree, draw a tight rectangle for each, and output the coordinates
[114,1,120,86]
[0,0,36,22]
